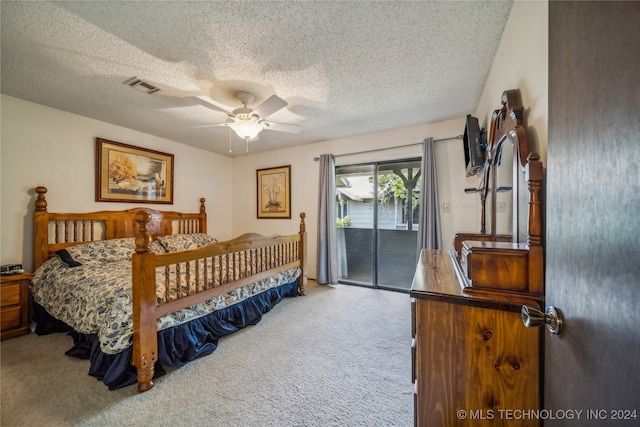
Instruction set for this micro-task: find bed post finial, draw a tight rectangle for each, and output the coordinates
[35,186,48,212]
[34,186,50,270]
[134,210,153,253]
[299,212,306,233]
[199,198,206,213]
[298,212,307,296]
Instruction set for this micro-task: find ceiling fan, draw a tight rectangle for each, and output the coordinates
[191,91,302,140]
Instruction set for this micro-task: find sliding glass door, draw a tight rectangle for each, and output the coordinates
[375,160,421,290]
[336,164,375,285]
[336,158,421,291]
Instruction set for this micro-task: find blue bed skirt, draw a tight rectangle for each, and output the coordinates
[33,278,300,390]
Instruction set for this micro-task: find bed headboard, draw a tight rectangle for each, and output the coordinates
[33,186,207,270]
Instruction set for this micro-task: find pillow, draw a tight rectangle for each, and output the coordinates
[156,233,217,252]
[55,238,166,267]
[62,237,137,265]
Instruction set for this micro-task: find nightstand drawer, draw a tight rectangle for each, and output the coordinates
[1,283,21,307]
[1,272,32,340]
[1,306,21,330]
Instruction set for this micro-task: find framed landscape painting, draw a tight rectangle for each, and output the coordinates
[257,165,291,219]
[95,138,174,204]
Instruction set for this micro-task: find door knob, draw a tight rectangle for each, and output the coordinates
[521,305,563,335]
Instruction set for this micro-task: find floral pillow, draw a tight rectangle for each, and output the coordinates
[56,237,166,267]
[156,233,217,252]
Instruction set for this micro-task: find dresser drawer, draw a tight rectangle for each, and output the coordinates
[0,306,22,330]
[1,283,21,307]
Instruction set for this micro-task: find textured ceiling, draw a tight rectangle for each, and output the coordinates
[1,1,513,156]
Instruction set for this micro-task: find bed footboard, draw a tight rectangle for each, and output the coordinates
[131,211,307,392]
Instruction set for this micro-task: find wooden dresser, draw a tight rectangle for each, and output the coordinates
[410,251,540,426]
[1,272,31,340]
[410,90,545,426]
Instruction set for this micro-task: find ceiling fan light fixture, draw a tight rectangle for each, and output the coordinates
[229,118,264,140]
[192,90,301,143]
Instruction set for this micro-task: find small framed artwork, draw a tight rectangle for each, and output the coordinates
[257,165,291,219]
[95,138,174,204]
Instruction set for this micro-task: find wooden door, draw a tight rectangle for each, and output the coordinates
[545,2,640,424]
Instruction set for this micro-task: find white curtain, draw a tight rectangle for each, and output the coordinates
[417,138,442,252]
[317,154,338,285]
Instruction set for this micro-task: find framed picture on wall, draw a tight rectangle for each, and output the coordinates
[95,138,174,204]
[257,165,291,219]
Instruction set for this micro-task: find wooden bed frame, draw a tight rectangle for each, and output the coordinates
[33,186,307,392]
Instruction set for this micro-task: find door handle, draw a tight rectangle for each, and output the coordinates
[521,305,563,335]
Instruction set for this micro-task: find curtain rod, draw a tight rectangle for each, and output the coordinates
[313,135,462,161]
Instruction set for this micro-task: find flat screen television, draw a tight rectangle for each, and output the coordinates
[463,114,486,177]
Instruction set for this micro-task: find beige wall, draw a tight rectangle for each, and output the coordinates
[0,96,471,278]
[473,0,548,238]
[476,0,548,164]
[0,95,233,271]
[231,118,477,280]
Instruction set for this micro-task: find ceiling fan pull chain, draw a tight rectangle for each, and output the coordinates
[228,128,232,153]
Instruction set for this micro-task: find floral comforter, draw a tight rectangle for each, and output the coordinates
[31,235,301,355]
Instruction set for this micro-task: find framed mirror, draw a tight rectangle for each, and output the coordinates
[483,89,529,242]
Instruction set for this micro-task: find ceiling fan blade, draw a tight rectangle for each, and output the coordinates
[191,95,234,114]
[264,121,302,134]
[253,95,287,118]
[191,123,230,128]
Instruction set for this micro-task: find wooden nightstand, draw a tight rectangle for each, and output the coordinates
[1,272,32,340]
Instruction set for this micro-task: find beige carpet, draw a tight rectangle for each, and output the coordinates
[1,282,413,426]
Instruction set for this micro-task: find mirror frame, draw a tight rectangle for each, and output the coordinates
[483,89,529,242]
